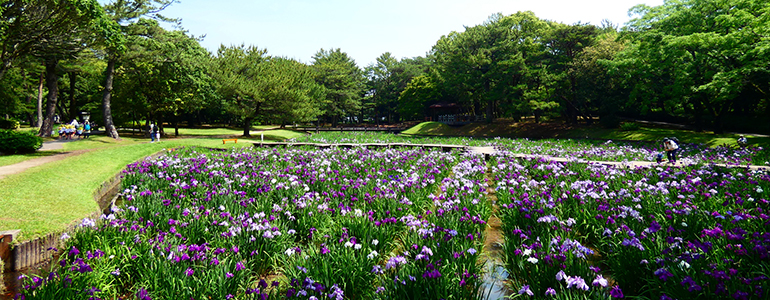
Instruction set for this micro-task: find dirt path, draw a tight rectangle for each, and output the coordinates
[0,149,94,180]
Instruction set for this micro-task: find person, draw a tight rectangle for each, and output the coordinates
[656,152,664,164]
[83,121,91,138]
[154,123,161,142]
[663,137,679,163]
[149,122,156,142]
[737,135,748,148]
[58,125,65,140]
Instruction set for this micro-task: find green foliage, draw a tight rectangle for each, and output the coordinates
[365,53,427,123]
[0,129,42,153]
[211,45,322,135]
[619,122,640,131]
[0,118,20,129]
[622,0,770,133]
[311,48,365,125]
[113,19,214,127]
[398,74,439,120]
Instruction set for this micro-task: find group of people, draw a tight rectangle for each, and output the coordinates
[58,120,92,140]
[656,137,680,164]
[149,122,161,143]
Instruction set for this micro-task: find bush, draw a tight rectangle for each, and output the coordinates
[619,122,641,131]
[0,119,20,129]
[0,129,43,154]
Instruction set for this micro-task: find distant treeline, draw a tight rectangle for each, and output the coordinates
[1,0,768,137]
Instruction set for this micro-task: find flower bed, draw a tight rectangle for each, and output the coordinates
[18,147,490,299]
[292,132,768,166]
[493,150,769,299]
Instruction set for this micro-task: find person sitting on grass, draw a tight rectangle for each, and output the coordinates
[663,137,679,164]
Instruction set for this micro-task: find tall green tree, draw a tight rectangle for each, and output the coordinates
[21,0,112,137]
[210,45,267,136]
[259,57,323,127]
[623,0,770,133]
[545,22,600,124]
[365,53,427,123]
[311,48,364,126]
[99,0,177,139]
[113,19,212,136]
[0,0,101,80]
[431,12,556,123]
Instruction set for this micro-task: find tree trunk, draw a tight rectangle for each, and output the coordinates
[101,58,120,139]
[39,59,59,137]
[37,73,44,127]
[68,72,77,121]
[173,117,179,137]
[0,60,11,81]
[243,116,253,136]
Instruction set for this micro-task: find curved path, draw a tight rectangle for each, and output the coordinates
[0,140,91,180]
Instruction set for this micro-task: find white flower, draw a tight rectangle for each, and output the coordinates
[367,251,379,259]
[354,244,362,250]
[522,249,532,256]
[344,242,354,248]
[60,233,71,240]
[527,257,539,264]
[372,239,379,246]
[285,248,296,256]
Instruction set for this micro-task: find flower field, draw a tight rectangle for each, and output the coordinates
[18,147,491,299]
[493,150,769,299]
[292,132,769,166]
[16,140,770,300]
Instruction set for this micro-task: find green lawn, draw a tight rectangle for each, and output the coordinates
[0,133,291,241]
[403,121,769,148]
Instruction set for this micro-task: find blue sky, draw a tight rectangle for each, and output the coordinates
[154,0,664,67]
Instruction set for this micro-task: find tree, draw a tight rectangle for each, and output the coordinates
[113,19,212,136]
[398,74,439,120]
[99,0,177,139]
[545,22,600,124]
[311,48,364,126]
[431,12,556,122]
[365,53,427,124]
[623,0,770,133]
[210,45,268,136]
[258,57,323,127]
[0,0,100,80]
[23,0,110,137]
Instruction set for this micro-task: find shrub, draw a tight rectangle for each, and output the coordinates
[619,122,641,131]
[0,129,43,154]
[0,119,20,129]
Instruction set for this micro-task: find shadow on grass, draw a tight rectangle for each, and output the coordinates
[569,126,770,148]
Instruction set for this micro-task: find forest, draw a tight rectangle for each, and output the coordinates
[1,0,769,138]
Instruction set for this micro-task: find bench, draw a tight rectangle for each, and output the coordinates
[222,138,238,144]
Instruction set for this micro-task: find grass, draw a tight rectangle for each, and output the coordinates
[403,121,770,148]
[0,132,292,241]
[400,122,455,135]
